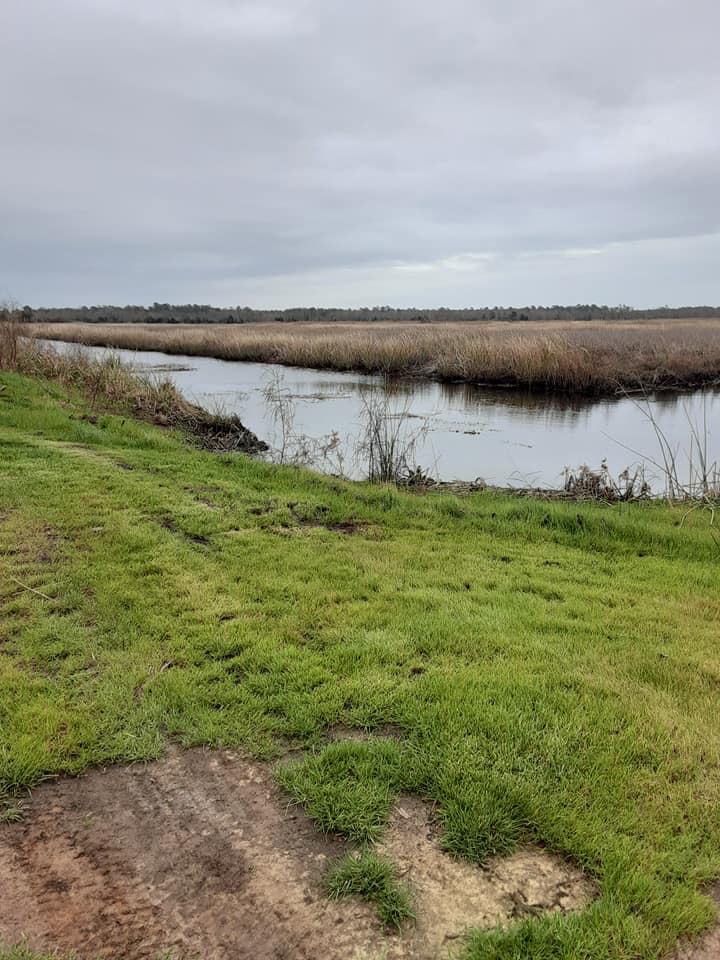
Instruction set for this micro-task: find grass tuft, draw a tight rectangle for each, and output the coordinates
[277,740,405,843]
[0,944,76,960]
[324,852,415,930]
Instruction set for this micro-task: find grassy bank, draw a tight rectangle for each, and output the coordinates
[30,317,720,395]
[3,332,265,455]
[2,371,720,958]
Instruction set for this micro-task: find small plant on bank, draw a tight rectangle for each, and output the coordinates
[0,785,22,824]
[357,387,432,484]
[562,460,651,502]
[0,942,76,960]
[324,852,415,930]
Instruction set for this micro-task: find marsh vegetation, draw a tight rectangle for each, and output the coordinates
[1,309,265,454]
[28,316,720,395]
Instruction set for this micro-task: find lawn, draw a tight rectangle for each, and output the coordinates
[1,370,719,959]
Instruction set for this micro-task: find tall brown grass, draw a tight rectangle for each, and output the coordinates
[30,318,720,394]
[0,305,21,369]
[1,326,265,453]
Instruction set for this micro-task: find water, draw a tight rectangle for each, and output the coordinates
[43,340,719,489]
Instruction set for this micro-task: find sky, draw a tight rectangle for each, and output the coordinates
[1,0,719,308]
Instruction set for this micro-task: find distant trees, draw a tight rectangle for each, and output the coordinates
[25,303,720,325]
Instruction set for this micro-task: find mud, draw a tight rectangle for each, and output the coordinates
[0,747,596,960]
[378,796,596,956]
[0,747,381,960]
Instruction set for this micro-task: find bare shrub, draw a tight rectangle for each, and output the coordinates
[261,370,346,472]
[357,388,432,484]
[562,460,651,501]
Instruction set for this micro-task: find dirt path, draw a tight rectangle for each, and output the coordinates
[5,744,705,960]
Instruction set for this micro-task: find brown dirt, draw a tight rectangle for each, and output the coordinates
[378,796,596,956]
[0,747,384,960]
[0,746,601,960]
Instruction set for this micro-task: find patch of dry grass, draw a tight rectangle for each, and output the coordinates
[0,307,21,369]
[29,318,720,394]
[2,321,265,453]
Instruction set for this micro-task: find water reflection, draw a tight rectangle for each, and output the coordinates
[43,340,719,488]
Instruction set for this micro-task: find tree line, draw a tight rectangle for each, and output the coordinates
[23,303,720,324]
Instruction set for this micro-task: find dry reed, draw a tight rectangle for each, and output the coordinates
[0,306,21,369]
[2,326,266,453]
[29,318,720,395]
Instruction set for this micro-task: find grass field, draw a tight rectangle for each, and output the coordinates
[29,317,720,395]
[1,370,720,958]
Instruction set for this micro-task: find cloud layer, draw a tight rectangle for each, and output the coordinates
[2,0,719,306]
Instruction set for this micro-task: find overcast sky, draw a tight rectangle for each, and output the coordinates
[2,0,719,308]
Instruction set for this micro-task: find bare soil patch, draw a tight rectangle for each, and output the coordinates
[378,796,596,956]
[0,747,383,960]
[0,747,603,960]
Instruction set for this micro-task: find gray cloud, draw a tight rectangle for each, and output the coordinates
[1,0,719,306]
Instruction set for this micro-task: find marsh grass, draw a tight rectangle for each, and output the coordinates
[324,851,415,929]
[0,306,21,369]
[30,317,720,394]
[635,395,720,502]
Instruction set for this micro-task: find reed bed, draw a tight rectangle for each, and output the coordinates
[0,306,21,369]
[29,318,720,395]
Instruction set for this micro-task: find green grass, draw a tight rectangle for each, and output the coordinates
[1,370,720,959]
[0,945,75,960]
[324,851,415,929]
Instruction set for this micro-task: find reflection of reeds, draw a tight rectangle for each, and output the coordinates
[29,318,720,395]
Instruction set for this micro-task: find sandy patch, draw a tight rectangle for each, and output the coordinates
[379,796,595,956]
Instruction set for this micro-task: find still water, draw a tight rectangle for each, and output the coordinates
[45,340,719,489]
